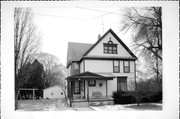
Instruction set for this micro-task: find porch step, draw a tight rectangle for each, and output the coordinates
[71,100,114,107]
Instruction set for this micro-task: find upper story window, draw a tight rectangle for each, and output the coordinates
[124,61,130,73]
[73,62,79,69]
[103,38,117,54]
[113,60,120,73]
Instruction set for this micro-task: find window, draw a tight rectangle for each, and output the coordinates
[88,80,96,86]
[74,81,80,94]
[113,60,120,73]
[73,62,79,69]
[103,40,117,54]
[124,61,130,73]
[104,45,108,53]
[113,47,117,54]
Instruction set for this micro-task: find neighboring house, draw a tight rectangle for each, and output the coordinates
[66,29,137,106]
[43,85,65,99]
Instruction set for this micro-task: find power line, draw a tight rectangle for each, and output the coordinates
[76,6,123,16]
[33,7,123,20]
[33,12,90,20]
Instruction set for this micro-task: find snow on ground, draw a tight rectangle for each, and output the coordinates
[17,99,162,111]
[17,99,94,111]
[91,103,162,111]
[18,99,69,111]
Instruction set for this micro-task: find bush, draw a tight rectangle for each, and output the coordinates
[140,91,162,103]
[112,90,162,104]
[149,91,162,102]
[112,91,136,104]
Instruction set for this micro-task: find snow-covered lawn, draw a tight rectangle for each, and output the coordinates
[17,99,162,111]
[91,103,162,111]
[17,99,94,111]
[18,99,70,111]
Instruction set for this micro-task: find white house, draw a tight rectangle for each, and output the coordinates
[43,85,65,99]
[66,29,137,106]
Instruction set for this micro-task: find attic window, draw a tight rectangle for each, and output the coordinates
[103,40,117,54]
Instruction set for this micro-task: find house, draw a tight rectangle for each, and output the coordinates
[43,85,65,99]
[66,29,137,106]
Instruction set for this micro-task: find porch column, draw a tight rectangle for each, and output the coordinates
[84,81,85,99]
[87,81,89,102]
[70,81,74,107]
[106,80,108,98]
[33,89,35,100]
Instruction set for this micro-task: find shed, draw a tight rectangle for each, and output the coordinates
[43,85,65,99]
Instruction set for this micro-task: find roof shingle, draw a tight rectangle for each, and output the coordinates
[66,42,92,67]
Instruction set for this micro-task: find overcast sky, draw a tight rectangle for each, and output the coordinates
[32,7,132,66]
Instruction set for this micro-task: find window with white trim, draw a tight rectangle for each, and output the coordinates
[88,80,96,86]
[103,39,117,54]
[124,61,130,73]
[113,60,120,73]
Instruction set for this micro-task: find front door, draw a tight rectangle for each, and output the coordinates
[74,81,81,94]
[117,77,127,91]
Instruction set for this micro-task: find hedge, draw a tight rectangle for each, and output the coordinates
[112,91,162,104]
[112,91,136,104]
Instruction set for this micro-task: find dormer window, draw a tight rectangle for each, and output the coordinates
[103,38,117,54]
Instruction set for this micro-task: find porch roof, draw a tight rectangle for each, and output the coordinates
[66,71,115,81]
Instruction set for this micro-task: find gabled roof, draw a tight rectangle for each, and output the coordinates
[83,29,137,59]
[66,29,137,68]
[66,42,92,67]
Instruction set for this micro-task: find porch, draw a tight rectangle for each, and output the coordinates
[66,71,115,107]
[67,97,114,107]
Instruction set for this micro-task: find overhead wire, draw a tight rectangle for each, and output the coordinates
[33,7,123,20]
[33,12,90,20]
[33,7,123,34]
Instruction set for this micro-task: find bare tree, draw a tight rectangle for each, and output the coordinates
[14,8,41,110]
[34,52,68,100]
[121,7,162,59]
[120,7,162,90]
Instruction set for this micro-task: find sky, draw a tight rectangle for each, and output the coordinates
[32,7,132,66]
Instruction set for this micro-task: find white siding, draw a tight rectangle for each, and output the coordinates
[130,61,135,73]
[107,78,117,97]
[80,61,84,73]
[87,32,132,57]
[85,60,113,72]
[85,80,107,98]
[120,61,123,73]
[85,59,136,92]
[67,65,71,76]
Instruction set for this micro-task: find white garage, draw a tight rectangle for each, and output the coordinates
[43,85,65,99]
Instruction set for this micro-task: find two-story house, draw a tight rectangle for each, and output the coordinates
[66,29,137,106]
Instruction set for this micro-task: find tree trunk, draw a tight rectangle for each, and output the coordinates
[15,86,18,110]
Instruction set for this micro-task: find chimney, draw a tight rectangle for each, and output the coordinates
[98,34,101,40]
